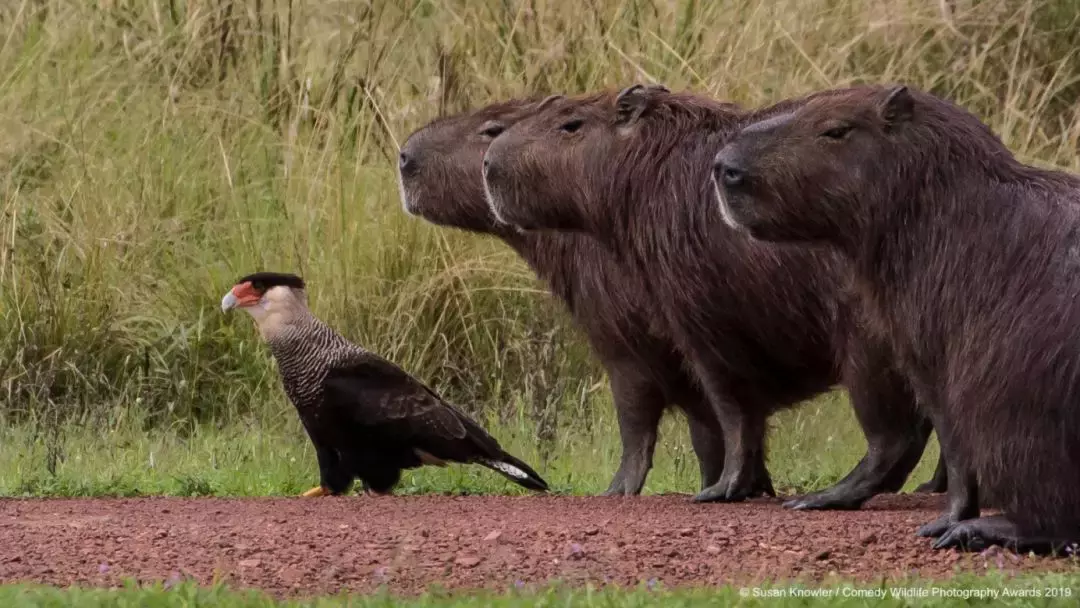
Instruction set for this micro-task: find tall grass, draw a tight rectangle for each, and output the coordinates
[0,0,1077,494]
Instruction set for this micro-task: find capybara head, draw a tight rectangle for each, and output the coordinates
[397,96,562,232]
[483,83,740,234]
[712,84,1012,247]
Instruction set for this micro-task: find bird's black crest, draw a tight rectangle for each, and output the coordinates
[235,271,306,292]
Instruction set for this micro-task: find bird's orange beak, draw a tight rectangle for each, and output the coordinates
[221,281,262,312]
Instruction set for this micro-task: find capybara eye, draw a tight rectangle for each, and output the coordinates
[479,123,505,138]
[559,119,585,134]
[821,125,853,140]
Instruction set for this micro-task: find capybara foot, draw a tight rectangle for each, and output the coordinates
[693,482,735,503]
[916,512,957,538]
[692,468,774,503]
[932,515,1078,556]
[601,482,638,497]
[782,488,866,511]
[601,470,644,497]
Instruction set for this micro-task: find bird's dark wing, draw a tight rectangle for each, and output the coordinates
[321,352,502,460]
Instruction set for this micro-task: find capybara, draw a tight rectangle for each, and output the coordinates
[712,83,1080,555]
[482,85,946,507]
[397,98,734,496]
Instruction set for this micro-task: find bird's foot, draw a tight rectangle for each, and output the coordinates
[300,485,330,497]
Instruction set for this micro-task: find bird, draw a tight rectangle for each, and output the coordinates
[221,271,550,497]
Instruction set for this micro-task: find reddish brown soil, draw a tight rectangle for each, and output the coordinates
[0,494,1074,596]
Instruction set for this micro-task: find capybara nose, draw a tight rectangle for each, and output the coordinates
[399,152,418,178]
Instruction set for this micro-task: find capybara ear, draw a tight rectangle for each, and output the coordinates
[537,94,565,111]
[880,85,914,126]
[615,83,670,124]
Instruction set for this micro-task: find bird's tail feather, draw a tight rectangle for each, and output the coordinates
[481,453,549,492]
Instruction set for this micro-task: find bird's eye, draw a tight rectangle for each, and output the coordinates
[560,119,584,134]
[821,125,853,140]
[479,123,505,138]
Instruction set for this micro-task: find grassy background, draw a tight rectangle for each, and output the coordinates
[0,0,1078,498]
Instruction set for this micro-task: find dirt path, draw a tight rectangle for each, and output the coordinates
[0,494,1074,596]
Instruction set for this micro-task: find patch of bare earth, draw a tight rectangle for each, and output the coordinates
[0,495,1074,596]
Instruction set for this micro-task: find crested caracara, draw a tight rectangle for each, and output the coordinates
[221,271,549,497]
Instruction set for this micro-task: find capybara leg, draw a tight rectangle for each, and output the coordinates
[785,360,932,510]
[602,370,665,497]
[783,439,919,510]
[914,450,948,494]
[684,399,727,490]
[781,377,933,511]
[917,443,979,538]
[932,515,1078,556]
[692,410,771,503]
[688,424,726,490]
[748,447,775,497]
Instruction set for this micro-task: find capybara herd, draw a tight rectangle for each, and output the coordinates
[397,82,1080,557]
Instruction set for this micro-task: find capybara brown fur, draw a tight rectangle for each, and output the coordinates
[713,83,1080,555]
[482,85,946,507]
[397,98,735,496]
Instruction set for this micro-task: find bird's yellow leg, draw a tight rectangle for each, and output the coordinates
[300,485,330,497]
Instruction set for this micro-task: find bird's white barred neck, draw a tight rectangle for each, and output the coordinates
[263,311,369,414]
